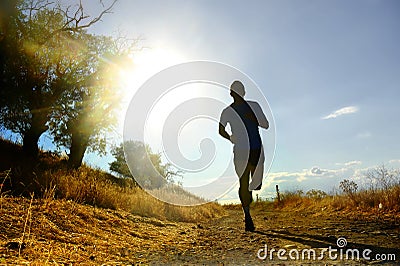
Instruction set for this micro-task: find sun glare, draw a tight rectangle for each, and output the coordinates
[114,46,186,139]
[118,47,185,91]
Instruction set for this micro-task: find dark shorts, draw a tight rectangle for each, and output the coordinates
[234,147,264,206]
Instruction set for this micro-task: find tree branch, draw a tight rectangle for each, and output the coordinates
[37,0,118,44]
[60,0,117,32]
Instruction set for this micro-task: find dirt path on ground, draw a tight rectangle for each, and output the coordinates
[1,199,399,265]
[150,206,400,265]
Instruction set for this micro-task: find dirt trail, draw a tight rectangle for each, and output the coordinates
[1,198,399,265]
[155,205,400,265]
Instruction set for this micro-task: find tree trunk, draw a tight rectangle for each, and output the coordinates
[22,130,41,158]
[22,113,47,158]
[17,112,47,196]
[68,133,89,169]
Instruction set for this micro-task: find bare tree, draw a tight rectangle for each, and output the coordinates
[365,164,400,191]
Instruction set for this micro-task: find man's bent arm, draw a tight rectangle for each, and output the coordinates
[259,117,269,129]
[219,123,231,141]
[254,103,269,129]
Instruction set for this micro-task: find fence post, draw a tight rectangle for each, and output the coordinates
[276,184,281,203]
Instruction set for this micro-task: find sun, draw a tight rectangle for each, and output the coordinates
[114,46,186,137]
[118,47,185,92]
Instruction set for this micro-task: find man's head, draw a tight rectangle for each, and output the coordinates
[230,80,245,99]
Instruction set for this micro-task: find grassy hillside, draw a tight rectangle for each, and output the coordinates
[0,138,224,222]
[0,138,227,264]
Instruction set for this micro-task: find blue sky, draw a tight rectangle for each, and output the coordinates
[20,0,400,202]
[84,0,400,200]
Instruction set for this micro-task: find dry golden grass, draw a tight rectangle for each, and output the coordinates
[36,166,225,222]
[272,185,400,218]
[0,196,223,264]
[271,166,400,216]
[0,138,224,222]
[329,185,400,212]
[0,138,226,263]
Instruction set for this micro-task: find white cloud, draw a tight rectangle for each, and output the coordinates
[322,106,359,120]
[389,159,400,167]
[262,165,362,196]
[296,175,307,182]
[357,131,372,139]
[345,160,362,167]
[310,166,327,175]
[336,160,363,167]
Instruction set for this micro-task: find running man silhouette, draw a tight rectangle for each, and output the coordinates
[219,80,269,232]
